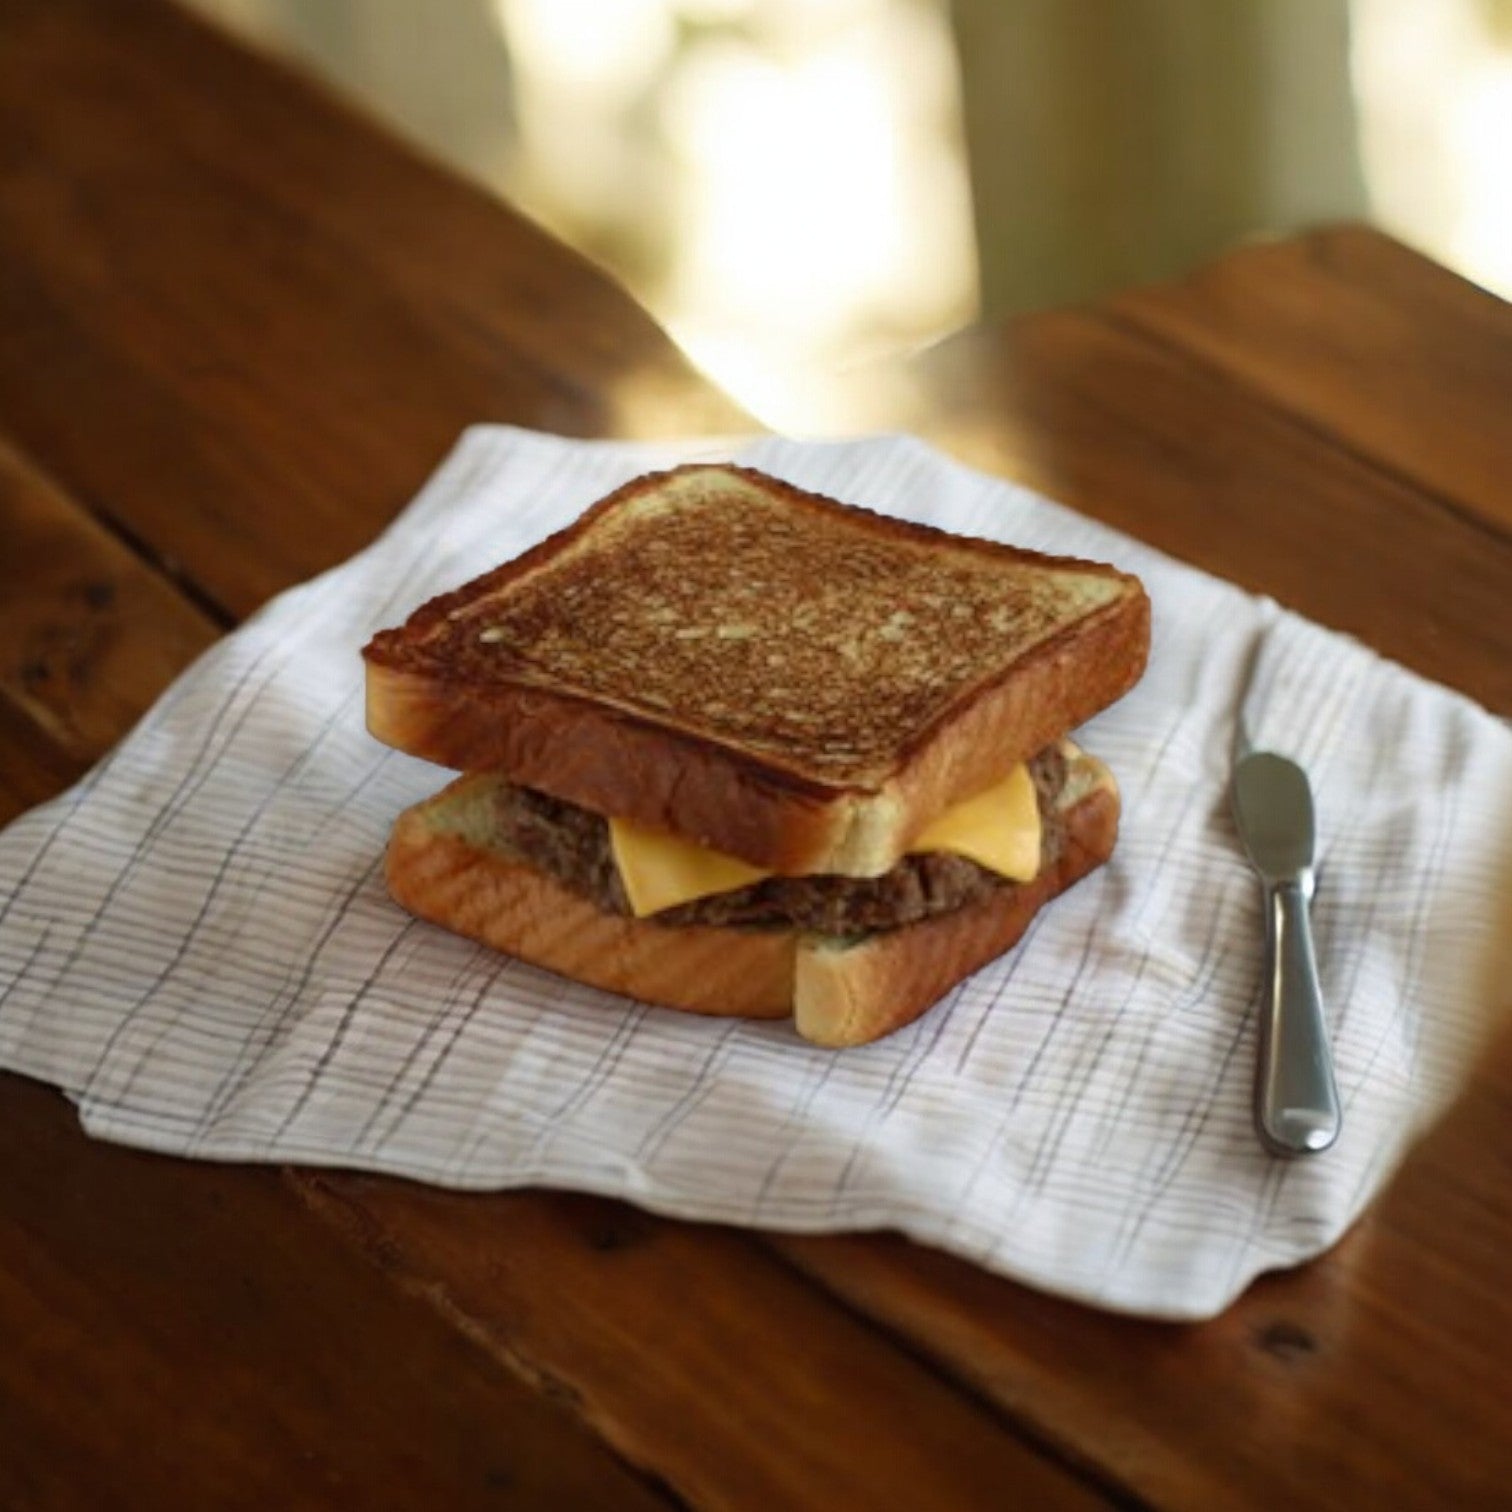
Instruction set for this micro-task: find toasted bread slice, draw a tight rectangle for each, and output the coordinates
[364,465,1148,876]
[383,749,1119,1048]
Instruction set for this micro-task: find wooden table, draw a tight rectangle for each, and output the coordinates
[2,3,1510,1507]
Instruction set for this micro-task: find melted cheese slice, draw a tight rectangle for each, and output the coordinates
[609,817,773,918]
[609,764,1041,918]
[909,761,1041,882]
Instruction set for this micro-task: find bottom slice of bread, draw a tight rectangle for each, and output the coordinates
[384,759,1120,1048]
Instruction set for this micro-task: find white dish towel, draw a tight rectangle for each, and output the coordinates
[2,428,1509,1319]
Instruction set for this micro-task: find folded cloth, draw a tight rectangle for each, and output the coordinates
[2,428,1509,1320]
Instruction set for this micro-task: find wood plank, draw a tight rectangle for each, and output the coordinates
[1110,225,1512,538]
[0,428,219,822]
[0,1075,676,1512]
[0,0,743,620]
[773,1019,1512,1512]
[289,1174,1114,1512]
[0,434,221,766]
[869,306,1512,712]
[0,697,83,829]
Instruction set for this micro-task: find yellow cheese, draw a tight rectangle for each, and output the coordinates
[609,816,772,918]
[608,764,1041,918]
[910,762,1041,882]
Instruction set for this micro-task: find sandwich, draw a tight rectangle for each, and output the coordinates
[362,464,1150,1047]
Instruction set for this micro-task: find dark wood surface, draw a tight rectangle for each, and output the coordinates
[2,2,1510,1507]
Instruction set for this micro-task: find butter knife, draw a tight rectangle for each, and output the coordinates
[1231,749,1342,1156]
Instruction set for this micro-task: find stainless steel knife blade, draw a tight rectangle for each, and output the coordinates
[1233,752,1315,880]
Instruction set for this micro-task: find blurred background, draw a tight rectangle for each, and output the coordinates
[187,0,1512,431]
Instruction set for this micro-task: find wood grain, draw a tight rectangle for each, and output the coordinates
[0,430,221,826]
[0,1076,675,1511]
[0,436,221,765]
[1110,224,1512,539]
[0,697,83,829]
[291,1176,1112,1511]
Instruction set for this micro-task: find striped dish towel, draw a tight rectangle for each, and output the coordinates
[2,428,1508,1320]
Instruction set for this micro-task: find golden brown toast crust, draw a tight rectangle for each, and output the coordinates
[382,766,1120,1047]
[365,464,1149,874]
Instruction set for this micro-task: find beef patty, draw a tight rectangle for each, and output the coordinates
[487,746,1069,936]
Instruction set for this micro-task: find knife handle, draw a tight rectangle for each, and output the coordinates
[1256,877,1342,1156]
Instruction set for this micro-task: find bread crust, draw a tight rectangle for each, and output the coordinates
[365,464,1149,876]
[383,769,1120,1047]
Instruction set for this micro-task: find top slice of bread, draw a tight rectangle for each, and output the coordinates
[363,464,1150,875]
